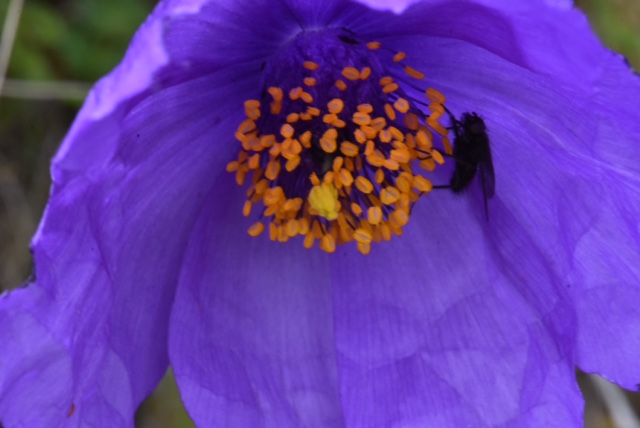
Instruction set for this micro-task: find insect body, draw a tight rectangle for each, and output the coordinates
[449,112,495,217]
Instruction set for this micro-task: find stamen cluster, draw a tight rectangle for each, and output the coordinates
[227,40,452,254]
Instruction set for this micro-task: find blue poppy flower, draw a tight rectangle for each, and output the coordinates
[1,0,639,426]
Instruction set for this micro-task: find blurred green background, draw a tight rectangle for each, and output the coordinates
[0,0,639,427]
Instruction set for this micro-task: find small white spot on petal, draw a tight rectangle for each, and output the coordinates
[353,0,421,14]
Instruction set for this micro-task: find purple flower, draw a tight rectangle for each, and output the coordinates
[1,0,640,426]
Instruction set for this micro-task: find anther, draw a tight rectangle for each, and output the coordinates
[384,104,396,121]
[389,210,409,227]
[380,187,401,205]
[357,104,373,113]
[248,222,265,237]
[382,83,399,94]
[366,41,382,50]
[289,87,303,100]
[265,160,281,180]
[280,123,295,139]
[248,153,260,169]
[268,87,283,102]
[340,142,359,157]
[303,61,320,71]
[431,150,445,165]
[355,176,374,194]
[328,98,345,114]
[426,88,446,104]
[415,134,430,151]
[353,111,371,126]
[321,234,336,253]
[333,157,344,172]
[285,156,301,171]
[404,65,425,80]
[320,129,338,153]
[371,117,386,131]
[244,100,261,120]
[379,76,394,86]
[368,206,383,225]
[242,200,252,217]
[393,51,407,62]
[393,98,410,113]
[337,168,354,187]
[404,113,419,130]
[307,107,321,117]
[300,91,314,104]
[335,80,347,91]
[413,176,433,193]
[342,67,361,81]
[354,228,373,245]
[285,220,299,237]
[351,203,363,217]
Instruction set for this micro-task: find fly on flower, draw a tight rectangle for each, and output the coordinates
[446,111,496,219]
[226,30,454,255]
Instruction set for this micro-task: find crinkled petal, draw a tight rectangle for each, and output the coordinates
[354,0,640,404]
[365,0,640,391]
[168,32,592,426]
[566,57,640,388]
[0,288,73,426]
[169,173,344,427]
[167,156,584,427]
[164,3,367,425]
[347,0,607,89]
[0,3,259,426]
[164,0,354,68]
[4,0,640,426]
[331,196,583,427]
[174,1,639,426]
[1,3,168,423]
[324,34,588,425]
[379,34,594,271]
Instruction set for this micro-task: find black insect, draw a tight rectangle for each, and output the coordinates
[448,112,495,218]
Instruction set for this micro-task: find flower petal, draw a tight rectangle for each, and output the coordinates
[368,3,640,392]
[1,3,168,423]
[168,175,584,425]
[0,4,260,426]
[567,60,640,388]
[375,34,595,263]
[0,288,74,426]
[347,0,606,88]
[330,193,583,426]
[353,2,640,406]
[169,173,344,426]
[164,34,592,423]
[163,0,354,69]
[52,3,168,175]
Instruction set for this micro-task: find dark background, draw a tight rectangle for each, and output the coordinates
[1,1,638,426]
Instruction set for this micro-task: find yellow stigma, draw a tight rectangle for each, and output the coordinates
[227,36,453,255]
[308,183,340,221]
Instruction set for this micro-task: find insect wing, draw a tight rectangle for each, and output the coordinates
[479,146,495,199]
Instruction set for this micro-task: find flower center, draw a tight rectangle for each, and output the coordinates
[226,30,452,255]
